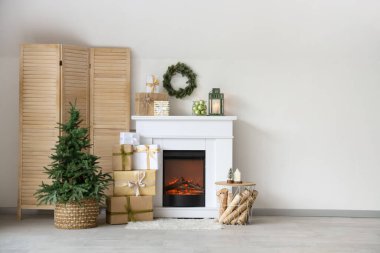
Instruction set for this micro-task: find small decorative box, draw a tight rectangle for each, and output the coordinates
[146,75,160,93]
[120,132,140,145]
[154,101,170,116]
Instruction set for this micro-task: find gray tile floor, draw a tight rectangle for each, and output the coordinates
[1,214,380,253]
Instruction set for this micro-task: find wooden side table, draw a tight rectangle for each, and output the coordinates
[215,181,257,225]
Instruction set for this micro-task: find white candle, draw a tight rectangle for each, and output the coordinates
[212,99,221,114]
[234,168,241,182]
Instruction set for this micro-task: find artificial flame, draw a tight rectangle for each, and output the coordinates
[165,177,204,196]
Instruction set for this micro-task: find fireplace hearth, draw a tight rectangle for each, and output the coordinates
[163,150,205,207]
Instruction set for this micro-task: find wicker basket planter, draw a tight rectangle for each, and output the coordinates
[54,199,99,229]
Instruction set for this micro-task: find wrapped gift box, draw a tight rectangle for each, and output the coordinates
[133,144,160,170]
[120,132,140,145]
[154,101,170,116]
[135,92,169,116]
[112,144,133,171]
[146,75,160,93]
[106,196,153,224]
[114,170,156,196]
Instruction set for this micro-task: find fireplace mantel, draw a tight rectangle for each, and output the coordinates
[132,115,237,121]
[132,115,237,218]
[132,116,237,139]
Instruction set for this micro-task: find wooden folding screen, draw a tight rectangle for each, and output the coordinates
[90,48,131,196]
[61,45,90,127]
[18,44,130,219]
[18,44,61,217]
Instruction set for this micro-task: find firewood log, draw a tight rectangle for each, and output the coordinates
[230,217,239,225]
[250,190,258,207]
[219,190,250,223]
[227,191,233,206]
[216,188,228,196]
[165,177,203,192]
[223,190,259,224]
[223,194,254,224]
[218,193,241,223]
[237,209,249,225]
[216,189,228,218]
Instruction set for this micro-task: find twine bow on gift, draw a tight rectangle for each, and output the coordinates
[127,171,146,196]
[134,145,160,170]
[146,75,159,93]
[142,94,154,115]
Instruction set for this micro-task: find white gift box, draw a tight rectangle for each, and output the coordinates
[146,75,160,93]
[133,144,160,170]
[120,132,140,145]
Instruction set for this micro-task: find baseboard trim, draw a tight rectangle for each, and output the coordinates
[1,207,380,218]
[0,207,53,215]
[253,208,380,218]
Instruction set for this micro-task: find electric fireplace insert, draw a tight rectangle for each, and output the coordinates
[163,150,205,207]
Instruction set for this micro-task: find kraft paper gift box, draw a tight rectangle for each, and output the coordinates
[120,132,140,145]
[135,92,169,116]
[114,170,156,196]
[112,144,133,171]
[133,144,160,170]
[106,196,153,224]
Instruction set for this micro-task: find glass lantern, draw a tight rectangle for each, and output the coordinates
[208,88,224,116]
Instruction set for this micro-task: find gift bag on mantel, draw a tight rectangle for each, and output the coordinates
[133,144,160,170]
[106,196,153,224]
[114,170,156,196]
[112,144,133,171]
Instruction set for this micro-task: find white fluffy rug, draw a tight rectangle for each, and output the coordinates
[125,218,223,230]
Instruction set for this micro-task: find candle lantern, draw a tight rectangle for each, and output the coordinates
[208,88,224,116]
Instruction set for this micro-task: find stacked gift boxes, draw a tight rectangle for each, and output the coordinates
[134,74,169,116]
[106,132,160,225]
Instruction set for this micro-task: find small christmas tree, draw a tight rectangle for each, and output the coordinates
[227,168,234,183]
[35,103,112,205]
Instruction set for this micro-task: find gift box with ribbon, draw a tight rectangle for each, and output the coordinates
[120,132,140,145]
[112,144,133,171]
[133,144,160,170]
[135,93,169,116]
[146,75,160,93]
[154,101,170,116]
[106,196,153,224]
[114,170,156,196]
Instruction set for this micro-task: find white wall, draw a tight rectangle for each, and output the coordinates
[1,0,380,210]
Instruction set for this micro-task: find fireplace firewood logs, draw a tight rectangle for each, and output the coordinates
[216,188,258,225]
[216,189,228,218]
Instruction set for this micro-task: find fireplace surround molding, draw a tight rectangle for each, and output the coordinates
[132,115,237,218]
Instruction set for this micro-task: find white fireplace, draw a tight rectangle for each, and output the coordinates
[132,115,237,218]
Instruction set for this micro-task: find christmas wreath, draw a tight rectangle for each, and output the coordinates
[163,62,197,99]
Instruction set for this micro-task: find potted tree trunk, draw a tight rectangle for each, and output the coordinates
[35,103,112,229]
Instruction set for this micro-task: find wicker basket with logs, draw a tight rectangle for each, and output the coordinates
[216,183,258,225]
